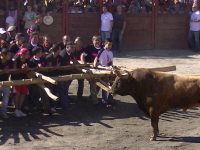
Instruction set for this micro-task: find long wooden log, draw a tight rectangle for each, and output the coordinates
[115,65,176,72]
[96,80,111,93]
[149,66,176,72]
[0,73,114,87]
[0,64,91,75]
[39,84,58,101]
[33,72,57,85]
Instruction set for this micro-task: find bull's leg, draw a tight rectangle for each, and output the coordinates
[150,116,159,141]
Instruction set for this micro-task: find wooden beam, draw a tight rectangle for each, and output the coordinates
[0,73,115,87]
[96,80,111,93]
[0,64,91,75]
[149,66,176,72]
[39,84,58,101]
[33,72,57,85]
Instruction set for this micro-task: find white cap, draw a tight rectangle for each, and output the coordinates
[0,28,6,34]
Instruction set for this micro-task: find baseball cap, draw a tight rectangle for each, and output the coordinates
[7,26,16,32]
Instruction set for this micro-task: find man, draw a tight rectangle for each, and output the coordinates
[58,41,77,109]
[188,4,200,51]
[81,35,103,104]
[112,5,126,51]
[100,5,113,42]
[60,35,70,50]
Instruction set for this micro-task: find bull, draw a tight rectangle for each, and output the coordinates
[111,68,200,141]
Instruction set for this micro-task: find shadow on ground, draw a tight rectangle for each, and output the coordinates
[0,97,199,144]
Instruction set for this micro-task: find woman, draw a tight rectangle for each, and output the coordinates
[23,5,36,33]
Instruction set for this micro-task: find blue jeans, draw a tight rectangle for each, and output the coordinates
[102,89,113,103]
[57,81,72,109]
[0,87,10,114]
[112,28,122,51]
[101,31,111,42]
[188,30,200,51]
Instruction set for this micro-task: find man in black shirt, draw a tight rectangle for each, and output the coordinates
[81,35,103,104]
[58,41,77,109]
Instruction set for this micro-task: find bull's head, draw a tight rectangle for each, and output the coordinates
[111,68,132,96]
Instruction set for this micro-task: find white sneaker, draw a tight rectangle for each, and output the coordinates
[18,110,27,117]
[15,109,21,118]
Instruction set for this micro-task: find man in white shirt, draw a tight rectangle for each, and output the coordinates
[189,5,200,51]
[101,5,113,42]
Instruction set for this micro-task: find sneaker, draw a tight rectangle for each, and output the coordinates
[18,110,27,117]
[15,109,21,118]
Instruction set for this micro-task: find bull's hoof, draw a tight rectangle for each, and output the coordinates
[150,136,156,141]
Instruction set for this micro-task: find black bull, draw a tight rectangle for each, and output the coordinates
[111,68,200,141]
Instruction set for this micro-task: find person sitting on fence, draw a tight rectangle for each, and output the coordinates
[93,38,113,108]
[0,48,14,118]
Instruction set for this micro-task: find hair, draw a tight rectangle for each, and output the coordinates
[92,35,101,41]
[104,38,112,44]
[66,41,75,49]
[15,33,24,40]
[74,36,82,43]
[51,43,60,52]
[19,36,27,44]
[32,47,42,55]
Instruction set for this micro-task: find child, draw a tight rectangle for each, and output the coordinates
[94,38,113,107]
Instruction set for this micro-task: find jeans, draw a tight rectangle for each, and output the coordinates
[0,87,10,114]
[112,28,122,51]
[77,79,84,97]
[57,81,72,109]
[188,30,200,51]
[101,31,111,42]
[102,89,113,103]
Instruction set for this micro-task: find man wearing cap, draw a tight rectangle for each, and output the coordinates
[6,26,16,43]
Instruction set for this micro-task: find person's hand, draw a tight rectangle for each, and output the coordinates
[21,63,28,69]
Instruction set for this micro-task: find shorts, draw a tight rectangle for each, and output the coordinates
[15,85,29,95]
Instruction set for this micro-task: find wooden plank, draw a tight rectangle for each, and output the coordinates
[0,73,115,87]
[33,72,57,85]
[0,64,91,75]
[39,84,58,101]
